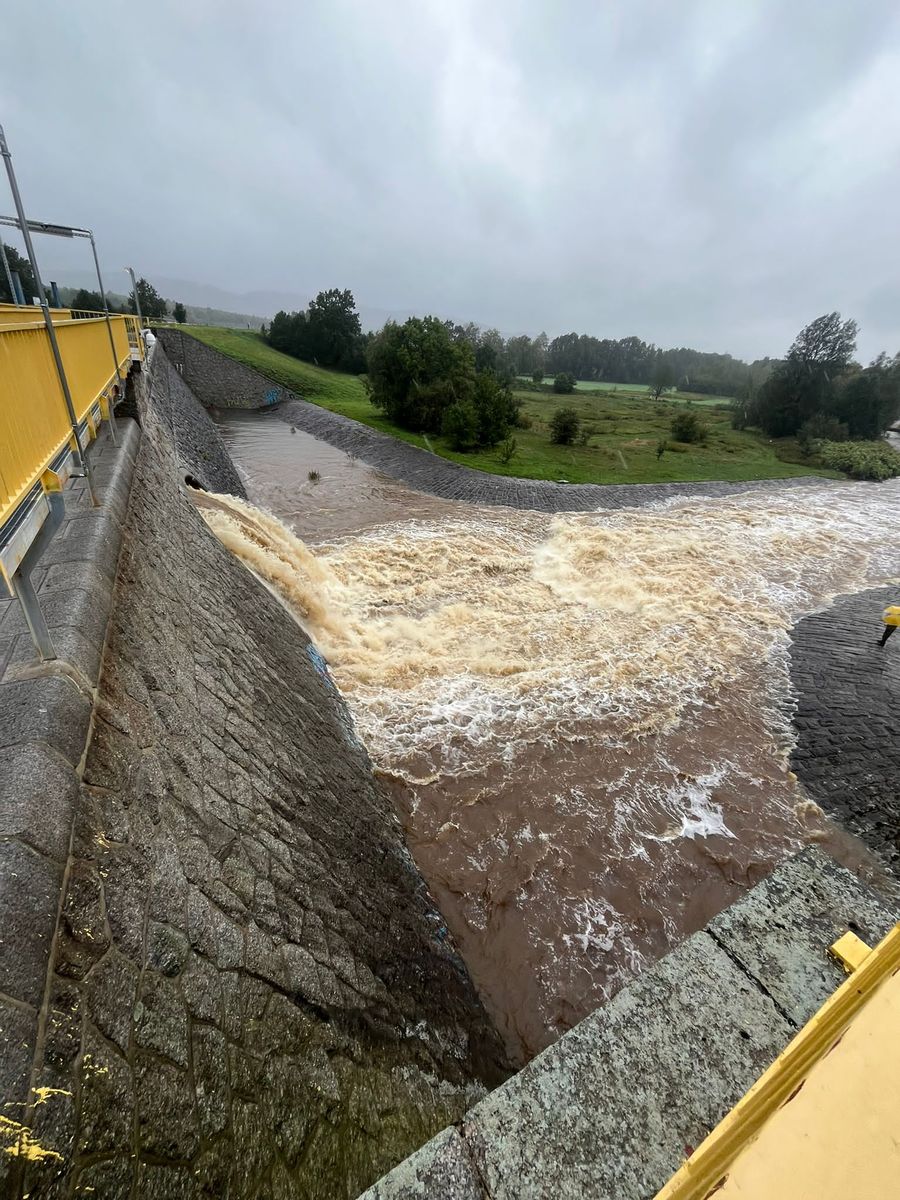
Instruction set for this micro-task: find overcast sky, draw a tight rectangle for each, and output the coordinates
[2,1,899,360]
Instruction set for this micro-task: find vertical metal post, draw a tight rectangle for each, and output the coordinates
[10,571,56,661]
[90,233,119,444]
[0,233,15,303]
[11,269,25,305]
[126,265,143,323]
[0,123,99,506]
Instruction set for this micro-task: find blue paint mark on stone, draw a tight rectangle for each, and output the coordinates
[264,386,280,406]
[306,644,334,687]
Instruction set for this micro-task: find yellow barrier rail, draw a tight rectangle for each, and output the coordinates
[0,308,143,534]
[0,301,71,325]
[655,922,900,1200]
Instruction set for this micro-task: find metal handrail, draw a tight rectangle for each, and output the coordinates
[0,309,143,535]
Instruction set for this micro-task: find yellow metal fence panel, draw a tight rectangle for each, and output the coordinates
[0,326,75,520]
[53,318,128,419]
[0,313,135,527]
[0,302,71,327]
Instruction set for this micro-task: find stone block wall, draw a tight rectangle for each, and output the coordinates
[790,586,900,869]
[157,328,293,410]
[5,351,507,1199]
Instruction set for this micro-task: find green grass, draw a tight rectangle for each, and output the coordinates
[180,327,838,485]
[520,376,733,405]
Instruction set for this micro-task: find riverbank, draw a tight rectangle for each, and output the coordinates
[167,326,835,487]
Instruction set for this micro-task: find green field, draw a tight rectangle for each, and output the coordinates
[179,327,836,485]
[520,376,733,405]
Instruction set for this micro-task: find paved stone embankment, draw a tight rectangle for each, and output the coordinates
[159,328,290,412]
[152,349,248,495]
[2,349,508,1200]
[0,417,140,1170]
[157,328,827,513]
[790,586,900,871]
[276,399,827,512]
[359,850,898,1200]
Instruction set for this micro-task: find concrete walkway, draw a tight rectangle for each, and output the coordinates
[358,850,898,1200]
[790,586,900,871]
[279,398,826,512]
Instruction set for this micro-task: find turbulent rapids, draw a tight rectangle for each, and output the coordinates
[199,416,900,1061]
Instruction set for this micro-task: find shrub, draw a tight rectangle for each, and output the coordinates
[670,410,707,444]
[532,369,544,384]
[550,407,580,444]
[798,414,848,452]
[472,370,519,447]
[817,439,900,481]
[516,411,533,430]
[553,372,576,394]
[442,399,479,450]
[497,436,517,465]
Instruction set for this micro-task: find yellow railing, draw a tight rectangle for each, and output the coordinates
[655,923,900,1199]
[0,301,71,326]
[0,309,143,530]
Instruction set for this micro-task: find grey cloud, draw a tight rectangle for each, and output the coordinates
[1,0,898,361]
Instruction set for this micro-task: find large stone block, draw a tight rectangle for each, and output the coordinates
[0,744,76,860]
[708,847,900,1025]
[462,932,793,1200]
[0,840,63,1007]
[357,1128,486,1200]
[0,675,91,766]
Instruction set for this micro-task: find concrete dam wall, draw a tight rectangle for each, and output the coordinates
[0,349,507,1199]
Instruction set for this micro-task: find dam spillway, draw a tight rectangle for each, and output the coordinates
[208,404,899,1063]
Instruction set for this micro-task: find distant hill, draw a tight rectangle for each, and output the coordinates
[181,304,264,330]
[149,275,415,333]
[57,284,265,331]
[57,273,444,334]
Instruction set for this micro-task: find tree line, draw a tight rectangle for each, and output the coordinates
[266,292,774,399]
[736,312,900,443]
[265,291,900,462]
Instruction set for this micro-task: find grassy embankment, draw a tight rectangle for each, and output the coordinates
[180,326,837,485]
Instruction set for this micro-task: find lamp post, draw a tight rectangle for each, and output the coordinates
[0,124,98,505]
[125,265,143,324]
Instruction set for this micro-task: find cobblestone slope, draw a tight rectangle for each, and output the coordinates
[790,586,900,870]
[10,351,508,1200]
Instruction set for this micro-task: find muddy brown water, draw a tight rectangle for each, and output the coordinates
[211,408,900,1063]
